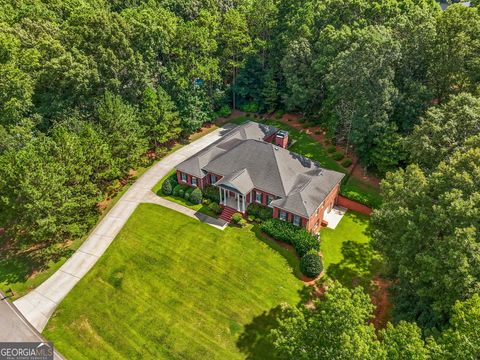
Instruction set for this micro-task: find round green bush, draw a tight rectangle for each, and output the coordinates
[341,158,353,168]
[327,145,336,153]
[190,188,203,204]
[162,179,173,195]
[300,253,323,278]
[332,152,344,161]
[178,188,185,198]
[208,202,222,215]
[231,213,243,223]
[172,184,182,197]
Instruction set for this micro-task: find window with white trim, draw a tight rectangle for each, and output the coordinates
[181,172,187,182]
[279,210,287,221]
[191,177,197,187]
[255,192,262,203]
[293,215,301,227]
[267,195,274,205]
[210,174,217,184]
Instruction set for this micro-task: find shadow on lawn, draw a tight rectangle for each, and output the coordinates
[327,240,382,289]
[236,286,314,360]
[0,244,73,286]
[251,224,303,280]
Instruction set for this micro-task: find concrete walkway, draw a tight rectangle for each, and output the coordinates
[14,126,233,332]
[0,292,64,359]
[143,192,227,230]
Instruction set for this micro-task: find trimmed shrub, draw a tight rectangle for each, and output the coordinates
[261,219,319,257]
[247,215,255,222]
[203,198,211,205]
[340,187,382,208]
[217,105,232,118]
[247,203,273,221]
[178,188,185,198]
[332,152,344,161]
[327,145,336,153]
[238,218,247,227]
[162,179,173,195]
[341,158,353,168]
[203,185,220,203]
[231,213,243,223]
[294,230,320,257]
[261,219,298,245]
[190,188,203,204]
[208,202,222,215]
[185,187,193,200]
[300,253,323,278]
[172,184,182,197]
[169,173,178,186]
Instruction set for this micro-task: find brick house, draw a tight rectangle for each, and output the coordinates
[175,121,344,233]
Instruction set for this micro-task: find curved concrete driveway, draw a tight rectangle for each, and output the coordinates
[14,126,232,332]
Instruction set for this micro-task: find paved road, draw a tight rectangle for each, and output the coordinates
[13,126,231,332]
[0,292,64,359]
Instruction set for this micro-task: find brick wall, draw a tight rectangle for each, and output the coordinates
[176,170,205,189]
[337,195,372,215]
[306,184,341,233]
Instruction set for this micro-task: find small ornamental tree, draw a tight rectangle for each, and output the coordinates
[231,213,243,223]
[162,179,173,195]
[190,188,203,204]
[300,252,323,278]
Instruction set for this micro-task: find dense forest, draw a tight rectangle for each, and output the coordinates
[1,0,480,358]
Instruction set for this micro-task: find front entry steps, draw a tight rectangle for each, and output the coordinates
[219,206,238,222]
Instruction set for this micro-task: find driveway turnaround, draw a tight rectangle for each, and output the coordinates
[14,126,232,332]
[0,292,64,359]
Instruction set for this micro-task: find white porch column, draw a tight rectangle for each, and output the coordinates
[237,193,240,211]
[223,188,226,205]
[219,187,222,204]
[242,195,245,212]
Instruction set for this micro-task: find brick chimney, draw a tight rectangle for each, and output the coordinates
[275,130,289,149]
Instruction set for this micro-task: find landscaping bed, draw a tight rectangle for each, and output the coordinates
[152,169,220,218]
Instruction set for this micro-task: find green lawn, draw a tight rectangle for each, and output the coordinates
[44,204,305,360]
[230,116,382,208]
[152,169,218,218]
[320,211,381,288]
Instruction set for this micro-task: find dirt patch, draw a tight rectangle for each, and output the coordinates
[97,198,111,212]
[370,277,393,330]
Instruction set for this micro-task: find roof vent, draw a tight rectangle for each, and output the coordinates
[274,146,279,151]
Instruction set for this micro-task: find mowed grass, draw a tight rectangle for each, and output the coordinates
[43,204,304,360]
[320,211,381,288]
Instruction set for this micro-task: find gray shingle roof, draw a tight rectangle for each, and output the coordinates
[176,121,345,217]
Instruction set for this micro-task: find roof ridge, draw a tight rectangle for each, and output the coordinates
[229,168,248,181]
[270,143,290,196]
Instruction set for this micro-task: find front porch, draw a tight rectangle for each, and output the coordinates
[218,186,247,213]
